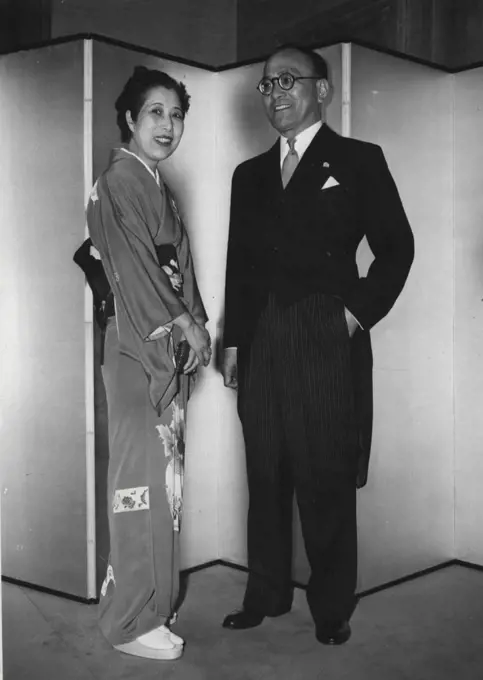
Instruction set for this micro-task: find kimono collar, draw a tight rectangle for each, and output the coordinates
[120,148,160,186]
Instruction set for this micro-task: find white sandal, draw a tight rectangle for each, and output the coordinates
[158,624,184,647]
[114,627,183,660]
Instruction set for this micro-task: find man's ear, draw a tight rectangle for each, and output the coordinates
[317,79,330,103]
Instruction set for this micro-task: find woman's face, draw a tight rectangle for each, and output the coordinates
[126,86,185,169]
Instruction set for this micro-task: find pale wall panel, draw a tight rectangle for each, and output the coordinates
[0,42,88,596]
[351,46,454,590]
[454,67,483,565]
[209,61,277,569]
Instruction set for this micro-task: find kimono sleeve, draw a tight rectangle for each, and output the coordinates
[99,171,187,341]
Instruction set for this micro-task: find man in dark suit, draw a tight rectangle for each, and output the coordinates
[221,45,414,645]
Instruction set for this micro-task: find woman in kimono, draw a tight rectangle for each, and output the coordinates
[86,66,211,660]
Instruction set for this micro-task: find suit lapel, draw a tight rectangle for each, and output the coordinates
[262,140,284,198]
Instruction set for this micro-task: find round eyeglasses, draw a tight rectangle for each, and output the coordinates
[257,72,320,96]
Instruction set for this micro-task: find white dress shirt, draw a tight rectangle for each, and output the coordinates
[279,120,323,168]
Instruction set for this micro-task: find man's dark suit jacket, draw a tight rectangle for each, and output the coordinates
[223,123,415,477]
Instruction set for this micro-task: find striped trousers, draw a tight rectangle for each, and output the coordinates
[237,293,358,626]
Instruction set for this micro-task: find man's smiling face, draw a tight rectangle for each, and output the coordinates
[261,48,327,139]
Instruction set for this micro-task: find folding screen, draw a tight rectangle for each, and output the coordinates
[454,67,483,567]
[3,35,483,602]
[0,42,88,597]
[351,46,455,590]
[90,41,344,578]
[89,40,465,593]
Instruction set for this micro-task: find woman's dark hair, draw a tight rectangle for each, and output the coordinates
[115,66,191,142]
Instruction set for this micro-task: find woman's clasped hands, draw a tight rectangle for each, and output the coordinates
[174,312,212,373]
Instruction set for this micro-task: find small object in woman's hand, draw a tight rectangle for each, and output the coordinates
[175,340,191,373]
[205,346,212,365]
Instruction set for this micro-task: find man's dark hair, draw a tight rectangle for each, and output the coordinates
[115,66,191,143]
[269,43,329,80]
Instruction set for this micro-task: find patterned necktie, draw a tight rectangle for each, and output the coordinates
[281,137,299,188]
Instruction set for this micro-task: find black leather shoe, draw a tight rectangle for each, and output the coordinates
[316,620,351,645]
[222,609,265,630]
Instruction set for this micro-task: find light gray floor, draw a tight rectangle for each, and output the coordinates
[3,564,483,680]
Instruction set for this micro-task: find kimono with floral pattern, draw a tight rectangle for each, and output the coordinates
[86,148,207,646]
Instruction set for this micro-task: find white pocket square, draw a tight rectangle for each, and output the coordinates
[321,176,340,190]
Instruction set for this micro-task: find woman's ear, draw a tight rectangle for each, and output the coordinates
[126,110,135,133]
